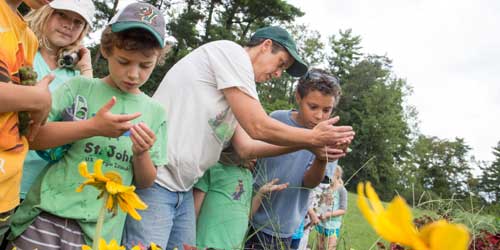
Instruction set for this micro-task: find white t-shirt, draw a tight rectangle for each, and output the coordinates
[153,40,259,191]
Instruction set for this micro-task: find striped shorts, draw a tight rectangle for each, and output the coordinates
[8,212,85,250]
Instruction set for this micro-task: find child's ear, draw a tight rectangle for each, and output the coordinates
[100,46,109,59]
[295,91,301,104]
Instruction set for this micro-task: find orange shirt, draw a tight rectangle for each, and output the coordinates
[0,0,38,212]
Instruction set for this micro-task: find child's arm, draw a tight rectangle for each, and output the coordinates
[130,123,157,189]
[193,188,206,219]
[0,74,54,140]
[250,178,288,216]
[303,147,347,188]
[74,46,93,78]
[308,208,321,226]
[29,97,141,150]
[232,125,345,160]
[223,87,355,147]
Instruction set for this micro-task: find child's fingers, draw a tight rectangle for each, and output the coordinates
[131,127,148,148]
[136,123,156,142]
[99,97,117,113]
[115,112,141,122]
[138,122,155,137]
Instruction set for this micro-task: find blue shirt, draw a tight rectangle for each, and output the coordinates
[251,110,316,238]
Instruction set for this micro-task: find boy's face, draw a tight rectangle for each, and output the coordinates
[23,0,52,9]
[252,39,294,83]
[296,90,336,129]
[103,47,158,94]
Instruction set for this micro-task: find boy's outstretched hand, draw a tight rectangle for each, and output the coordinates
[130,122,156,155]
[90,97,141,137]
[310,116,355,147]
[28,74,54,141]
[258,178,289,195]
[309,146,346,161]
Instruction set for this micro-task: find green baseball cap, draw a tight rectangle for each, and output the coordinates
[251,26,308,77]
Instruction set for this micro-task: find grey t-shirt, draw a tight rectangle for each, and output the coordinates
[251,110,316,238]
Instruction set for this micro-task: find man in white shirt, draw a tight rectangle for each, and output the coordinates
[123,26,355,250]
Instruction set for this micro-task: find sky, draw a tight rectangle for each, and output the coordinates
[288,0,500,163]
[111,0,500,163]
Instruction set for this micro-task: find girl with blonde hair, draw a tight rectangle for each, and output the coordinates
[20,0,96,201]
[310,165,348,250]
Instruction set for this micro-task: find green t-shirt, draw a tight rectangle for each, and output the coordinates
[195,163,253,250]
[9,77,168,244]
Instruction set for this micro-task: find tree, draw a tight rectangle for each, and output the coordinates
[480,141,500,203]
[327,29,362,82]
[332,54,413,200]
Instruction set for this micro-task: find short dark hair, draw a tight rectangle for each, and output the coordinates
[296,68,342,106]
[245,37,287,54]
[100,27,169,65]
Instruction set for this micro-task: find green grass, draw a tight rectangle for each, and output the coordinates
[307,192,436,250]
[307,192,499,250]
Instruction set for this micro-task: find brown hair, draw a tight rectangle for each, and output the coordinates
[100,27,170,66]
[296,68,342,106]
[245,37,287,54]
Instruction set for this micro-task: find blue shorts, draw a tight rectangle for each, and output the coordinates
[315,225,340,238]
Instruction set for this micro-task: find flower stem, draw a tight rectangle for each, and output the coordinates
[93,192,108,250]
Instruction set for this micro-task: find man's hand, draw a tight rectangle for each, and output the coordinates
[311,116,355,147]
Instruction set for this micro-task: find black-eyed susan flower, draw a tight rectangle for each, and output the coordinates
[76,159,147,220]
[357,182,469,250]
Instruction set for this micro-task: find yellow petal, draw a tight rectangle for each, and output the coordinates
[150,242,161,250]
[117,195,142,220]
[78,161,91,178]
[82,245,93,250]
[93,159,105,179]
[131,246,142,250]
[365,182,384,214]
[98,238,107,249]
[372,197,425,248]
[106,181,134,195]
[121,191,148,210]
[420,220,470,250]
[357,182,376,225]
[105,171,123,184]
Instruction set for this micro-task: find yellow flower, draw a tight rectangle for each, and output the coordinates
[76,159,148,220]
[131,242,162,250]
[357,182,470,250]
[82,238,125,250]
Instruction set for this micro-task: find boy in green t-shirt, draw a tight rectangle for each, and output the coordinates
[7,2,170,249]
[194,160,288,250]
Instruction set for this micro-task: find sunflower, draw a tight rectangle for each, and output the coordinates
[357,182,470,250]
[76,159,147,220]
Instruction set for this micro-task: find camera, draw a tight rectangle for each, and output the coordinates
[57,51,79,68]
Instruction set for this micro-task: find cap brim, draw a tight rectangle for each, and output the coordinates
[285,48,308,77]
[49,1,93,28]
[111,22,165,48]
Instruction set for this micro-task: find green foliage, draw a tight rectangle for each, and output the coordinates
[328,29,363,81]
[480,141,500,203]
[334,54,413,200]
